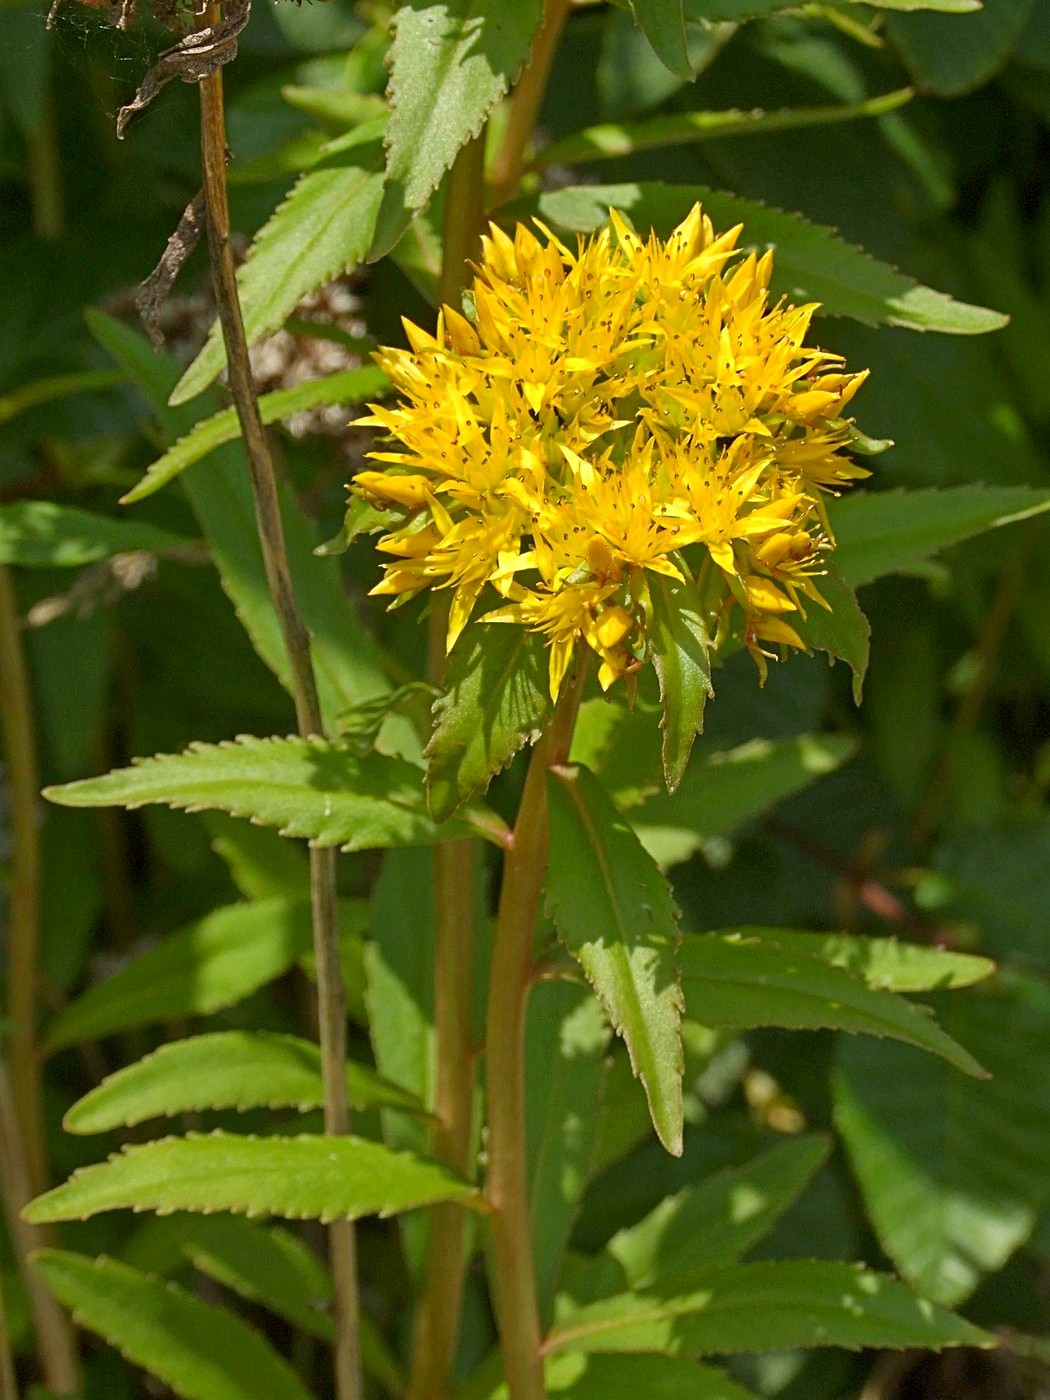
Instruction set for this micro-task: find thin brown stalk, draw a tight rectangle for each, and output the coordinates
[484,665,586,1400]
[0,565,46,1198]
[489,0,573,207]
[196,24,361,1399]
[408,131,487,1400]
[0,1060,79,1393]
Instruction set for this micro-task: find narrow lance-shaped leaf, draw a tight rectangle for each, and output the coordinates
[477,1354,763,1400]
[368,0,544,260]
[45,735,500,853]
[122,366,389,506]
[42,898,342,1054]
[726,927,995,992]
[534,88,914,169]
[605,1135,831,1287]
[828,484,1050,588]
[680,932,986,1077]
[646,570,713,792]
[546,764,684,1156]
[425,621,551,821]
[543,1259,992,1357]
[525,184,1007,335]
[792,562,870,703]
[63,1031,430,1135]
[172,124,388,405]
[25,1132,487,1225]
[33,1249,314,1400]
[0,500,187,567]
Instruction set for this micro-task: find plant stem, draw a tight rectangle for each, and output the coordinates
[0,1060,78,1394]
[26,104,64,242]
[484,667,585,1400]
[489,0,573,207]
[0,566,46,1200]
[407,131,488,1400]
[196,31,361,1400]
[0,1264,17,1400]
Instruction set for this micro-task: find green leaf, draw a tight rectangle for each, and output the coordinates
[32,1250,313,1400]
[43,899,336,1054]
[527,984,610,1324]
[0,368,125,427]
[632,734,856,868]
[25,1132,486,1225]
[482,1354,761,1400]
[45,735,485,853]
[369,0,544,260]
[0,501,186,567]
[180,1218,405,1395]
[87,312,392,730]
[535,88,914,168]
[679,932,986,1077]
[172,125,387,405]
[605,1136,831,1288]
[426,622,551,821]
[122,367,389,505]
[547,764,684,1156]
[631,0,691,80]
[544,1259,992,1356]
[63,1031,429,1134]
[835,971,1050,1306]
[829,485,1050,588]
[724,928,994,992]
[887,0,1035,96]
[793,562,869,703]
[647,571,713,792]
[526,185,1007,335]
[177,1216,333,1340]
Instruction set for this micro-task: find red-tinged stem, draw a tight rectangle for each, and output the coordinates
[484,667,585,1400]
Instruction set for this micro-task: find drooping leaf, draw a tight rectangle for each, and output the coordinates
[547,764,684,1156]
[0,368,125,427]
[534,89,913,168]
[633,734,856,868]
[887,0,1035,97]
[42,899,349,1054]
[368,0,544,259]
[86,313,392,730]
[477,1353,762,1400]
[25,1132,486,1225]
[179,1218,405,1395]
[526,185,1007,334]
[631,0,691,80]
[32,1250,313,1400]
[829,485,1050,588]
[835,971,1050,1306]
[426,621,551,821]
[792,562,870,703]
[604,1135,831,1288]
[45,735,490,853]
[0,501,186,567]
[726,928,994,992]
[544,1259,991,1356]
[647,571,713,792]
[526,983,610,1324]
[122,367,389,505]
[679,933,986,1076]
[63,1032,429,1134]
[172,124,388,405]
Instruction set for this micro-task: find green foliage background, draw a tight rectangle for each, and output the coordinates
[2,0,1050,1395]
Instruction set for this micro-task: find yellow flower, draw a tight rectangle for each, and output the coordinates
[352,204,869,699]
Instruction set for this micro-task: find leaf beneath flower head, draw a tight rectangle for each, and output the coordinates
[791,562,870,703]
[426,621,551,821]
[647,571,713,792]
[546,764,685,1156]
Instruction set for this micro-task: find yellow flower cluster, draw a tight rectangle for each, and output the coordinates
[353,205,868,699]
